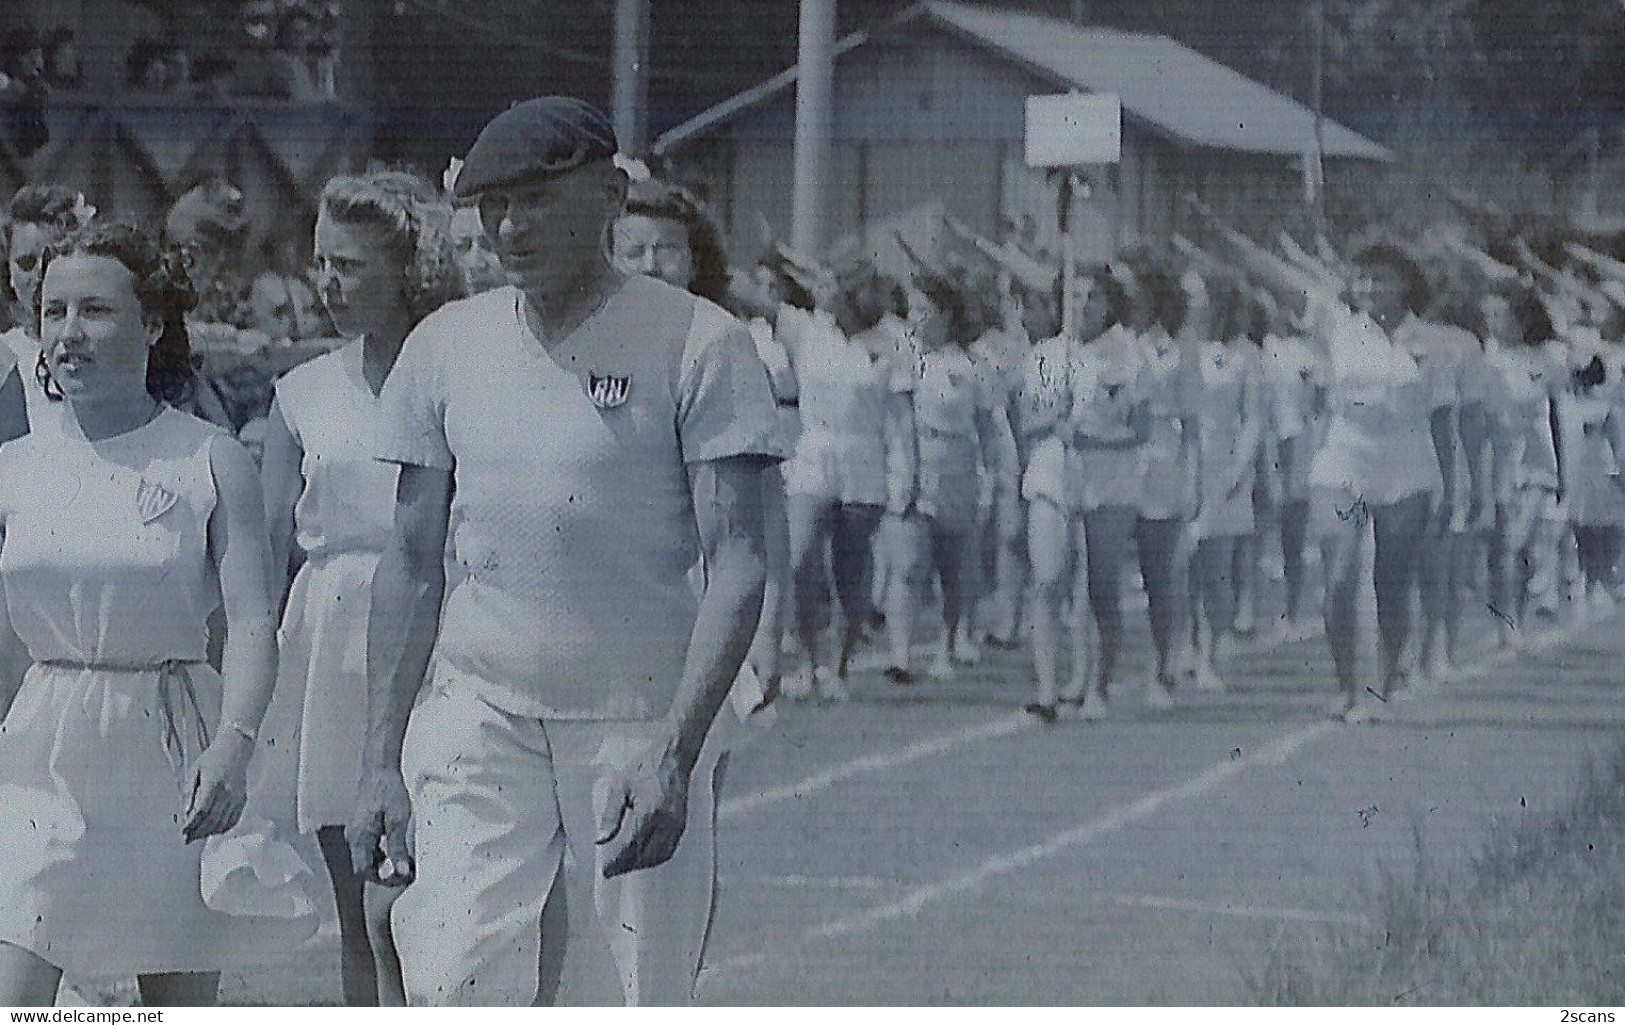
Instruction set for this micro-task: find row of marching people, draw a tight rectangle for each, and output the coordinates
[721,197,1625,726]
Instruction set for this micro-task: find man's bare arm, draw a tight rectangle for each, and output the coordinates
[598,454,771,878]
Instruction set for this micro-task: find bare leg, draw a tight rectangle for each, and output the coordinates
[365,883,406,1006]
[0,943,62,1007]
[831,504,882,677]
[883,514,929,680]
[1279,499,1311,627]
[1373,492,1433,694]
[1320,512,1365,707]
[318,824,381,1006]
[787,493,835,693]
[1136,517,1187,685]
[1081,505,1137,697]
[1066,514,1095,702]
[747,468,791,697]
[1195,536,1239,688]
[1025,499,1072,711]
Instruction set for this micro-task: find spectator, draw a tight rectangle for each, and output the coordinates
[1,28,49,158]
[39,29,82,93]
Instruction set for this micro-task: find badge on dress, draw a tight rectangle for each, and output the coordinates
[136,478,179,524]
[587,374,631,409]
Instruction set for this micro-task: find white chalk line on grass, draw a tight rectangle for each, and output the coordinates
[719,710,1032,821]
[1109,892,1371,928]
[706,720,1336,976]
[807,720,1335,941]
[704,615,1611,979]
[722,609,1336,824]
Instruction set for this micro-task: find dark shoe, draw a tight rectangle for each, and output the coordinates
[1023,702,1058,724]
[883,665,915,686]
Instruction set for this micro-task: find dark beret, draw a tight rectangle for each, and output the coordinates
[454,96,620,200]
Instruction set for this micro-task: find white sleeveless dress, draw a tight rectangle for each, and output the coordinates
[264,341,399,833]
[0,408,314,977]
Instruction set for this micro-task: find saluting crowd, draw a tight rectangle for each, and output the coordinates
[0,92,1620,1008]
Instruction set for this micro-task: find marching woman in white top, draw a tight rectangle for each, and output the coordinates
[883,273,1005,683]
[1194,203,1455,720]
[773,268,893,698]
[1186,277,1267,693]
[260,170,463,1005]
[1020,267,1148,720]
[0,222,308,1005]
[1128,263,1198,708]
[1478,285,1570,647]
[1565,343,1625,607]
[1260,304,1326,638]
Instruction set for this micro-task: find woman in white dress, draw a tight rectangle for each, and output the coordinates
[1197,209,1454,720]
[1260,305,1326,637]
[0,221,306,1005]
[1020,268,1148,720]
[772,269,893,698]
[1186,277,1266,693]
[1128,263,1198,708]
[260,170,462,1005]
[883,274,1005,683]
[1479,285,1570,646]
[1565,345,1625,605]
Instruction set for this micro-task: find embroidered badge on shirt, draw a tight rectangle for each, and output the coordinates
[136,478,179,524]
[587,374,631,410]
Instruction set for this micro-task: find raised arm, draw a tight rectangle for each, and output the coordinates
[598,454,771,878]
[348,463,452,883]
[1565,242,1625,285]
[1183,197,1326,317]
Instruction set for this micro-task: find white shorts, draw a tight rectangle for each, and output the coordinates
[393,672,723,1006]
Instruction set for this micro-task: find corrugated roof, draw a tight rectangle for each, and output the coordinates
[655,0,1392,162]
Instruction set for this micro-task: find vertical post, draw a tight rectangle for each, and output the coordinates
[792,0,836,258]
[1308,0,1327,233]
[1059,171,1076,339]
[612,0,651,155]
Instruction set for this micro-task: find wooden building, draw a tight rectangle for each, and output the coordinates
[654,0,1393,263]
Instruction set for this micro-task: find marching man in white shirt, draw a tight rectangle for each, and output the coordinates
[346,96,785,1006]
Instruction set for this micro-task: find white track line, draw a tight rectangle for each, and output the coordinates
[748,874,893,891]
[803,720,1335,941]
[708,618,1609,975]
[720,711,1032,820]
[1109,892,1371,928]
[725,609,1335,823]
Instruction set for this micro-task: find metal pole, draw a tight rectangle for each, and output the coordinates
[1059,172,1076,339]
[1309,0,1327,232]
[792,0,836,258]
[612,0,651,155]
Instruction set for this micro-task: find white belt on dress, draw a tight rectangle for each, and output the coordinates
[38,658,209,791]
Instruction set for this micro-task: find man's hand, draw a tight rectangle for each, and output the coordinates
[347,766,415,887]
[596,747,692,879]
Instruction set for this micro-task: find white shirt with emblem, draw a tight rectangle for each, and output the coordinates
[376,278,786,721]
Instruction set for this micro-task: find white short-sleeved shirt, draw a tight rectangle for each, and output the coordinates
[375,278,786,721]
[1137,325,1199,518]
[1307,301,1444,504]
[1482,340,1567,497]
[1018,325,1146,512]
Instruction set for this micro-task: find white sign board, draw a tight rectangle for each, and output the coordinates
[1025,93,1122,168]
